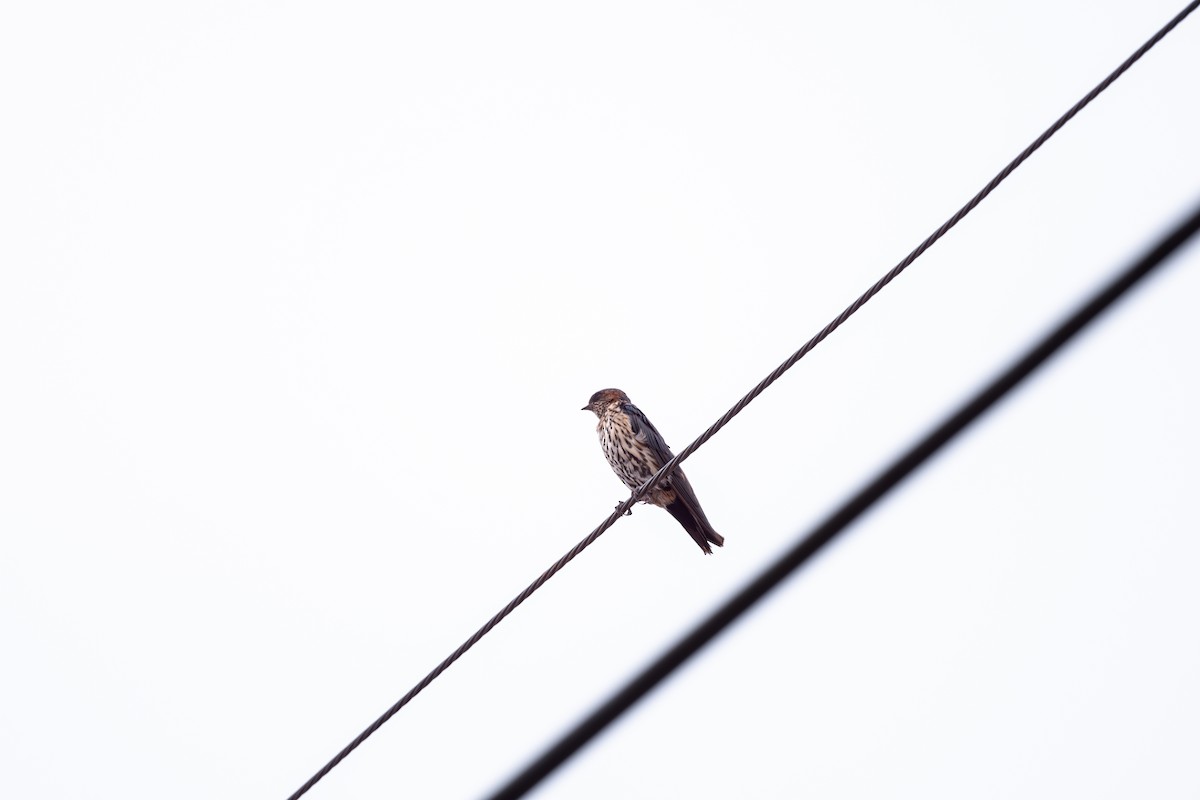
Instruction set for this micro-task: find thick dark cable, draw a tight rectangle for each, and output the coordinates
[286,5,1198,797]
[487,199,1200,800]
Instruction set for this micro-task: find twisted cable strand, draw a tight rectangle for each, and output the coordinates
[647,0,1200,490]
[286,4,1198,797]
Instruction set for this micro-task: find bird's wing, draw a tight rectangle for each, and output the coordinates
[622,402,675,467]
[625,401,723,550]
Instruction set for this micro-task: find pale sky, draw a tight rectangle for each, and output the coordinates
[2,2,1199,798]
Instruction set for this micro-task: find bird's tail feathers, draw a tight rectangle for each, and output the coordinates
[665,498,724,555]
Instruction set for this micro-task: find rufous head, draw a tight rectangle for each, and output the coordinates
[581,388,629,414]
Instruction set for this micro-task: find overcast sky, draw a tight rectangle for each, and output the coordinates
[3,2,1199,798]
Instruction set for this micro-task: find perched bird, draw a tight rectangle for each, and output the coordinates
[582,388,725,555]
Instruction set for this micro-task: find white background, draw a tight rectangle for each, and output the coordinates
[3,2,1199,798]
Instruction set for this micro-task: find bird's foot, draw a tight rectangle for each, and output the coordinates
[614,502,632,517]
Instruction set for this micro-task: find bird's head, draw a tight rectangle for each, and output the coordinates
[581,388,629,415]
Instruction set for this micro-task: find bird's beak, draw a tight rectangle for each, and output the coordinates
[580,405,590,411]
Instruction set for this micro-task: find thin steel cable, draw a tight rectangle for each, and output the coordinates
[649,0,1200,491]
[286,5,1198,798]
[487,195,1200,800]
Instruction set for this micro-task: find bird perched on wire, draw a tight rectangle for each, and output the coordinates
[582,388,725,555]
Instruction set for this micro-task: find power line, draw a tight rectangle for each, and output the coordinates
[485,194,1200,800]
[285,4,1199,798]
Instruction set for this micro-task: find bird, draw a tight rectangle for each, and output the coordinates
[582,388,725,554]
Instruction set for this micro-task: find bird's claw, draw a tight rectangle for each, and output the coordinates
[615,502,632,516]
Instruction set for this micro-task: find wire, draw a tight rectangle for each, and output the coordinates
[485,197,1200,799]
[285,5,1199,798]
